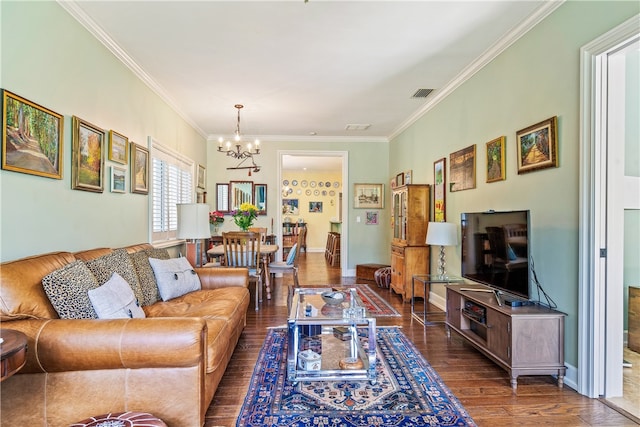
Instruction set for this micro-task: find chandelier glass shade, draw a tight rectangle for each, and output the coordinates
[217,104,260,160]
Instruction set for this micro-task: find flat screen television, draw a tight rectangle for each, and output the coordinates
[460,210,530,300]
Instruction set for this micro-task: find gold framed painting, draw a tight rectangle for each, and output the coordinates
[516,116,558,174]
[108,130,128,165]
[486,136,506,183]
[197,164,206,189]
[2,89,64,179]
[449,144,476,192]
[130,143,149,194]
[72,116,105,192]
[433,157,446,222]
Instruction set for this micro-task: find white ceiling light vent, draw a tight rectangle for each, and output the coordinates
[345,124,371,131]
[411,88,434,99]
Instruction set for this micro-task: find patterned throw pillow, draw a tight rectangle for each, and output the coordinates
[148,257,201,301]
[88,272,146,319]
[84,249,143,305]
[129,251,161,306]
[42,261,100,319]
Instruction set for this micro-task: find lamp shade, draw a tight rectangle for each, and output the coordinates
[177,203,211,239]
[425,222,458,246]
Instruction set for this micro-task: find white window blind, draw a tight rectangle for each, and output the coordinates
[150,140,195,243]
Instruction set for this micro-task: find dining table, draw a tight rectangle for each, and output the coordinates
[207,244,279,301]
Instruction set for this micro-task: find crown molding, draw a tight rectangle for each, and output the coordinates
[389,0,565,141]
[207,134,389,144]
[57,0,208,139]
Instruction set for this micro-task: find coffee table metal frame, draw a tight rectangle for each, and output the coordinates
[287,287,376,384]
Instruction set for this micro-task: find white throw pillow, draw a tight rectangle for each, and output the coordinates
[88,272,146,319]
[148,257,201,301]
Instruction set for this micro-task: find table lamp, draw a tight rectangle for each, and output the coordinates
[177,203,211,267]
[425,221,458,278]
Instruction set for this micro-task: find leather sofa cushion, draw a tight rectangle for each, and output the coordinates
[0,251,76,320]
[144,287,249,372]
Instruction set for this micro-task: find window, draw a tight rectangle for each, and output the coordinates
[150,138,195,243]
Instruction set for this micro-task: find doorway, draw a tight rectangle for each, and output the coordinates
[579,14,639,420]
[277,150,349,277]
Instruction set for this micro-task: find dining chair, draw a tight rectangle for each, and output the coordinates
[222,231,262,311]
[269,226,306,308]
[248,227,268,243]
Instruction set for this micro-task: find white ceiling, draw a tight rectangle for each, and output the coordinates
[62,0,553,147]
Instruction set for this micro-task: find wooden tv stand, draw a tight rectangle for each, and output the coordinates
[445,283,566,390]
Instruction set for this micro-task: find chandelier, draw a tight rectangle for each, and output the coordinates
[217,104,260,160]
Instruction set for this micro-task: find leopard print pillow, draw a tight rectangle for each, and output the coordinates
[84,249,143,305]
[129,251,161,306]
[42,260,100,319]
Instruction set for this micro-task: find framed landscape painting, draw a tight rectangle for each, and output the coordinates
[108,130,128,165]
[354,183,384,209]
[130,143,149,194]
[72,116,104,192]
[2,90,64,179]
[433,157,446,222]
[486,136,506,183]
[516,116,558,174]
[449,145,476,192]
[110,166,126,193]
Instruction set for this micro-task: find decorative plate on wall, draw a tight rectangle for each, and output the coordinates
[305,189,312,196]
[318,181,324,187]
[322,190,327,196]
[283,180,289,186]
[292,180,298,186]
[310,181,317,188]
[314,189,320,196]
[333,181,340,188]
[301,180,308,187]
[329,190,335,196]
[325,181,331,187]
[296,189,302,195]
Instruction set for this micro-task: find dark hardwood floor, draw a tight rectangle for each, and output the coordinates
[204,252,638,427]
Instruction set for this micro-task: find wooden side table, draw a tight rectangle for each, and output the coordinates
[1,329,28,381]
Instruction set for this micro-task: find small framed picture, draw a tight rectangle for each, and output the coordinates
[282,198,299,215]
[130,143,149,194]
[110,166,126,193]
[354,183,384,209]
[197,164,206,189]
[449,144,476,192]
[486,136,506,183]
[108,130,128,165]
[395,173,404,187]
[366,211,379,225]
[2,90,64,179]
[72,116,105,193]
[309,201,323,213]
[516,116,558,174]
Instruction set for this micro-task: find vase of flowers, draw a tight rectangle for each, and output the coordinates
[232,203,259,231]
[209,211,225,235]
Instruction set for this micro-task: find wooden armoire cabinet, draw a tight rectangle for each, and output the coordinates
[390,184,430,301]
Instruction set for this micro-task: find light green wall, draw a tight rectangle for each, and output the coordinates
[207,140,391,268]
[0,1,206,261]
[390,1,639,368]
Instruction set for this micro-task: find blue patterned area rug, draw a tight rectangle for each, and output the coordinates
[236,327,476,427]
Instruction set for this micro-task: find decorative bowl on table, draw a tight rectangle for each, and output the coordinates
[321,291,345,306]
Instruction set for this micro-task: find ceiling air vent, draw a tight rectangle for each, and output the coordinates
[411,88,434,99]
[345,124,371,131]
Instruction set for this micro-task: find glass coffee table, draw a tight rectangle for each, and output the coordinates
[287,287,376,384]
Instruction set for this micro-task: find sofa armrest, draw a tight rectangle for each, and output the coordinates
[196,267,249,290]
[9,317,206,373]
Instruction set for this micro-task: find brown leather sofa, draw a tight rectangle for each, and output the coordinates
[0,243,250,427]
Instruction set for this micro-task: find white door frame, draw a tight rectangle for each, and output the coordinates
[578,15,639,398]
[277,150,349,277]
